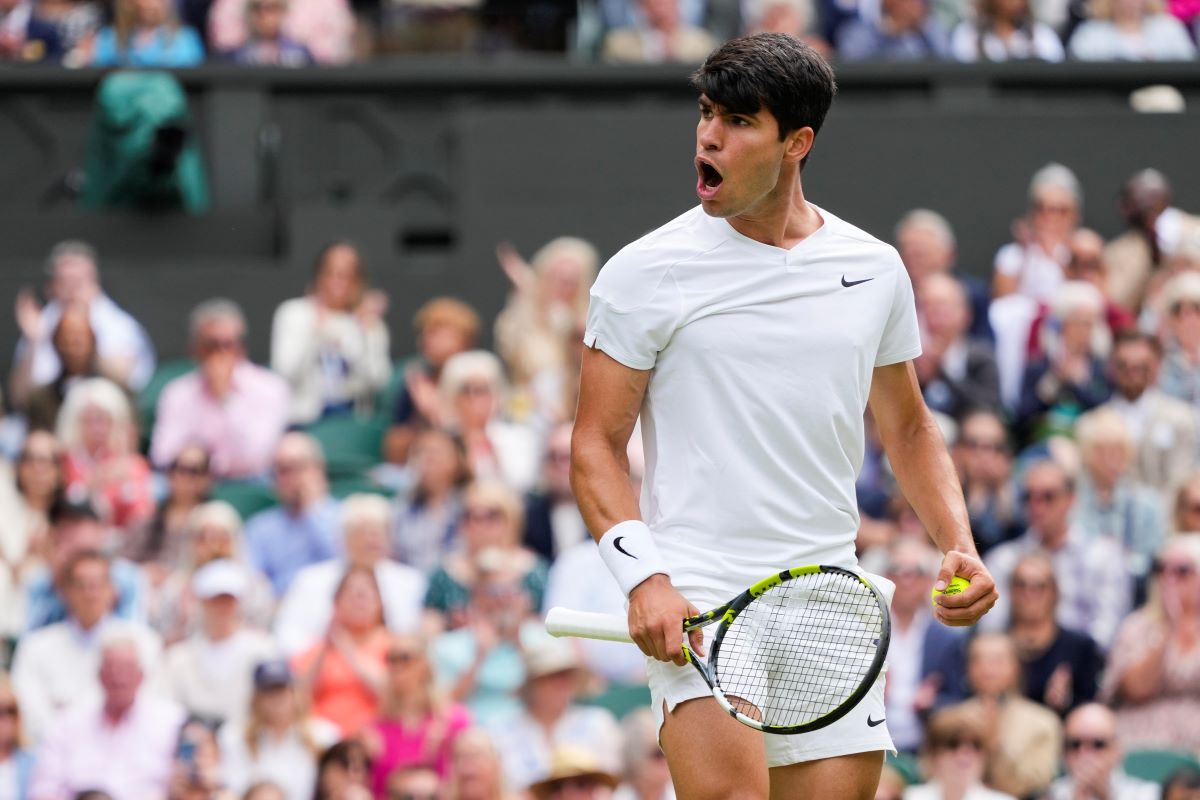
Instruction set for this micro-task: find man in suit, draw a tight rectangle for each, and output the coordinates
[914,272,1002,419]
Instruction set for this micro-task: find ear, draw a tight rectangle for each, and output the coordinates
[783,127,815,165]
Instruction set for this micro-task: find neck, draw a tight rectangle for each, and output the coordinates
[530,704,563,729]
[204,620,238,642]
[893,604,920,629]
[103,700,133,724]
[1011,614,1056,640]
[1038,524,1068,549]
[391,693,428,718]
[725,174,821,250]
[25,490,55,511]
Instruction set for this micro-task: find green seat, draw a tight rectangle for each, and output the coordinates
[886,751,922,786]
[303,415,388,478]
[137,358,195,453]
[580,682,652,720]
[330,474,396,500]
[375,356,418,425]
[1124,749,1200,784]
[211,480,277,521]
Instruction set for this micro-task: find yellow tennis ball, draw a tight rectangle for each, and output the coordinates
[931,576,971,605]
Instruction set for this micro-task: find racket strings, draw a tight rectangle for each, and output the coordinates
[713,571,884,729]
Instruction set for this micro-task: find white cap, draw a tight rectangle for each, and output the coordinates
[192,559,248,600]
[523,634,581,681]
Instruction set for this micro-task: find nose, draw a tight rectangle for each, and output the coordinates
[697,117,721,151]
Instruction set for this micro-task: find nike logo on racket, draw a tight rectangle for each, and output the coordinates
[841,276,874,288]
[867,716,886,727]
[613,536,637,559]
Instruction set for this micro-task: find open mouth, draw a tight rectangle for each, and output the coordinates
[696,159,723,200]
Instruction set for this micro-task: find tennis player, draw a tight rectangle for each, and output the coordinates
[570,33,999,800]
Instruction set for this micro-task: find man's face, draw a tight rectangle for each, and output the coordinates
[897,224,953,282]
[955,415,1009,483]
[51,519,106,567]
[544,425,573,499]
[55,312,96,374]
[1030,185,1079,243]
[65,558,116,627]
[1009,559,1055,622]
[193,318,245,368]
[966,635,1019,697]
[1064,708,1120,786]
[421,323,471,369]
[885,0,927,28]
[918,278,969,341]
[50,255,99,306]
[694,97,805,220]
[1023,466,1074,538]
[273,441,320,507]
[1110,341,1157,400]
[886,548,932,612]
[344,521,389,568]
[99,644,143,712]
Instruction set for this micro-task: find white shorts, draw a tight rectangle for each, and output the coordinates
[647,571,896,768]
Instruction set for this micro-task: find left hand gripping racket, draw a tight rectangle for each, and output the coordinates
[545,565,891,734]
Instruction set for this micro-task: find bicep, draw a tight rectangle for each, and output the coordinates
[574,346,650,452]
[867,360,926,442]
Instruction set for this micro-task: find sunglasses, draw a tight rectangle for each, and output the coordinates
[198,337,241,354]
[249,1,286,9]
[18,451,58,465]
[390,793,438,800]
[1024,488,1066,505]
[1012,578,1051,591]
[386,650,420,665]
[170,461,208,476]
[889,566,927,580]
[1032,201,1074,215]
[1154,562,1196,580]
[960,438,1006,454]
[457,382,493,397]
[464,507,505,524]
[938,738,983,753]
[1066,737,1111,752]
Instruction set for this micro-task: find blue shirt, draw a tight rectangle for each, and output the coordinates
[92,25,204,67]
[24,558,145,632]
[245,496,341,595]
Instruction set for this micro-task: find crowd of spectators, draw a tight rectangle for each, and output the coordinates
[1,0,1199,65]
[2,162,1200,800]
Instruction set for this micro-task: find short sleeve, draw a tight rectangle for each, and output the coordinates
[583,262,682,371]
[994,242,1024,277]
[874,261,922,367]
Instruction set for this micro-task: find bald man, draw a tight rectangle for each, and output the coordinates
[1046,703,1158,800]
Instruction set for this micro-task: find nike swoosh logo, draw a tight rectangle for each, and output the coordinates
[841,276,874,288]
[613,536,637,559]
[867,716,886,728]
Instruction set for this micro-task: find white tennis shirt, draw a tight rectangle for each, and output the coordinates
[584,204,922,605]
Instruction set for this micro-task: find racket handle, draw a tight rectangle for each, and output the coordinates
[545,607,634,643]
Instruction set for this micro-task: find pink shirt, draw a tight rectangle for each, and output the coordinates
[370,703,472,795]
[29,694,185,800]
[208,0,353,63]
[150,361,290,479]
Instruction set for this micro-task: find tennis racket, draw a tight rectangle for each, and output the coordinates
[545,565,891,735]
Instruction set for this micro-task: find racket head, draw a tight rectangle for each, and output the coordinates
[704,565,891,735]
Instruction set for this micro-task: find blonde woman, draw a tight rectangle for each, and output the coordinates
[1068,0,1196,60]
[444,727,518,800]
[423,480,548,631]
[1101,535,1200,753]
[950,0,1064,60]
[368,632,472,794]
[91,0,204,65]
[57,377,154,531]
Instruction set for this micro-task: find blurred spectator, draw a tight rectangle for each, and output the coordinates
[367,632,471,793]
[392,428,471,575]
[494,239,597,430]
[30,0,100,63]
[836,0,950,60]
[147,500,274,647]
[601,0,717,62]
[613,710,672,800]
[1016,282,1112,442]
[945,633,1061,798]
[496,635,620,791]
[12,550,162,743]
[275,494,426,655]
[9,242,155,409]
[438,351,539,494]
[1105,169,1200,311]
[163,559,276,726]
[0,0,63,61]
[0,673,34,800]
[950,0,1064,59]
[877,765,907,800]
[1100,534,1200,753]
[24,305,104,434]
[91,0,204,65]
[383,765,441,800]
[527,747,618,800]
[914,274,1001,419]
[221,0,313,64]
[444,727,517,800]
[424,480,548,632]
[953,410,1021,554]
[1067,0,1196,59]
[1007,553,1101,714]
[270,242,390,427]
[1175,473,1200,534]
[384,298,481,467]
[28,633,184,800]
[524,423,587,562]
[884,539,968,754]
[1157,272,1200,407]
[1073,407,1165,581]
[1099,335,1190,503]
[742,0,831,54]
[218,660,340,800]
[57,378,154,533]
[168,716,236,800]
[982,460,1130,648]
[992,163,1080,303]
[126,444,213,567]
[151,299,290,481]
[244,433,341,596]
[0,431,62,634]
[244,782,288,800]
[1163,767,1200,800]
[24,497,146,631]
[432,559,537,728]
[292,566,390,737]
[894,209,990,342]
[1046,703,1158,800]
[313,739,372,800]
[208,0,354,62]
[903,705,1015,800]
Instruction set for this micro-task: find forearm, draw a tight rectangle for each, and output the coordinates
[571,432,642,542]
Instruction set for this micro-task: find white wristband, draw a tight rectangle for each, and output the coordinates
[598,520,669,597]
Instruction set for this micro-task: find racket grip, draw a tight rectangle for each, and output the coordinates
[544,607,634,643]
